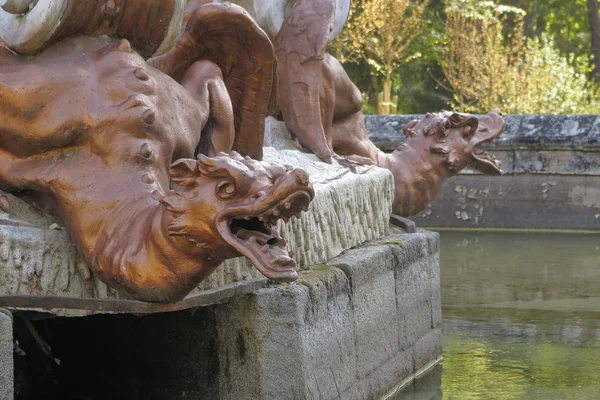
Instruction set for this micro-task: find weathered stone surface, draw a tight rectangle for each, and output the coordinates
[213,231,440,400]
[0,309,13,400]
[333,246,399,380]
[412,328,443,373]
[388,231,439,352]
[0,120,393,307]
[0,196,116,303]
[17,232,440,400]
[413,174,600,229]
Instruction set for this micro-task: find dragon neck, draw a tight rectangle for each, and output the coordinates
[78,191,223,302]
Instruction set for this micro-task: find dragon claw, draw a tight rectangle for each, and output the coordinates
[333,154,375,173]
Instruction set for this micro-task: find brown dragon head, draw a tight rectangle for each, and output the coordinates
[402,110,504,175]
[157,151,314,282]
[388,110,504,217]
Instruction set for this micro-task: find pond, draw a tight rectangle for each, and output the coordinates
[395,230,600,399]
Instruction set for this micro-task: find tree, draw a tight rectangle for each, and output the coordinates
[332,0,429,114]
[441,1,597,114]
[441,1,527,112]
[587,0,600,84]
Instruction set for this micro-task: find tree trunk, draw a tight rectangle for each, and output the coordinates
[527,0,538,38]
[382,78,392,115]
[587,0,600,84]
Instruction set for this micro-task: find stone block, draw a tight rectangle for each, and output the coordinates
[349,348,413,400]
[333,246,400,380]
[213,236,441,400]
[215,284,309,400]
[296,266,356,400]
[383,231,440,351]
[412,174,600,230]
[0,309,13,400]
[412,328,442,373]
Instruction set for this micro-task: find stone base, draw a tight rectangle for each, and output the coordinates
[14,230,440,400]
[0,309,13,400]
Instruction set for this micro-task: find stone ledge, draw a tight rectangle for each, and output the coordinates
[366,114,600,152]
[412,174,600,230]
[214,230,441,400]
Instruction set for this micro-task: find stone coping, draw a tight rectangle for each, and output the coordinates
[366,114,600,152]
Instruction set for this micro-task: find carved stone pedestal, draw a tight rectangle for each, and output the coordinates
[1,124,441,399]
[13,231,440,400]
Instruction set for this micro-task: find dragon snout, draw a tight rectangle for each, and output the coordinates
[291,168,310,187]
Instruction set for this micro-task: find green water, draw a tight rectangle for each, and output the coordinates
[396,230,600,400]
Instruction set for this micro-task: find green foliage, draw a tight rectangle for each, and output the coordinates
[513,35,599,114]
[330,0,449,114]
[442,1,600,114]
[331,0,599,114]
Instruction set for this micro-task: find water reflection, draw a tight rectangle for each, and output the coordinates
[396,230,600,399]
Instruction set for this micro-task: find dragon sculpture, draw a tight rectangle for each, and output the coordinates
[195,0,505,217]
[331,110,504,217]
[0,0,313,302]
[272,0,505,217]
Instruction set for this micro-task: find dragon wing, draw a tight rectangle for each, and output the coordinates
[148,3,276,161]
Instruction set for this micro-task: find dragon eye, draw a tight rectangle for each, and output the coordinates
[216,180,236,199]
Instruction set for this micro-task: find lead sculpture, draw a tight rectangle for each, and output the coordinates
[226,0,505,216]
[0,0,503,303]
[0,0,313,302]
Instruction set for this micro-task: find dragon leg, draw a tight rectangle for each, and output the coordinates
[148,2,275,160]
[273,0,336,163]
[180,60,235,157]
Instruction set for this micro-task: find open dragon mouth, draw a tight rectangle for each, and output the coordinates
[218,189,313,282]
[472,146,502,175]
[470,110,504,175]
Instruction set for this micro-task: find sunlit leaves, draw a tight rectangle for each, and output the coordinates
[330,0,428,100]
[441,1,599,114]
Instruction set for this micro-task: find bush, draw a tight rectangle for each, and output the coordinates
[442,1,599,114]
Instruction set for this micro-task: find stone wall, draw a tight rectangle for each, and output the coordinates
[367,114,600,230]
[15,231,441,400]
[0,309,12,400]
